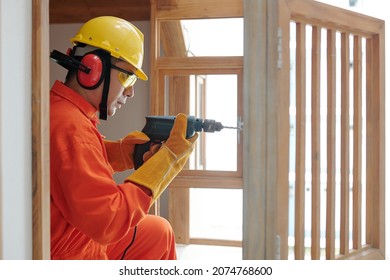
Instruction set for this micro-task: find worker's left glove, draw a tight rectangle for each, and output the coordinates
[104,131,150,172]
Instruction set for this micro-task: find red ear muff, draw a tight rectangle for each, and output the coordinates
[78,53,103,88]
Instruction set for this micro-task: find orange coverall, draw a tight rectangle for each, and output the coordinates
[50,81,176,260]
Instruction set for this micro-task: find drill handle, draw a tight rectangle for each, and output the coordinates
[134,141,154,170]
[134,116,172,169]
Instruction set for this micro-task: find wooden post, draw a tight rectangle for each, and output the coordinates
[32,0,50,260]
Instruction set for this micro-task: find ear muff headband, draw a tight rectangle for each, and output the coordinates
[50,50,90,74]
[98,51,112,120]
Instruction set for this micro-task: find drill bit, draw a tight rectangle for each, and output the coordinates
[201,119,243,133]
[223,125,241,130]
[222,117,244,131]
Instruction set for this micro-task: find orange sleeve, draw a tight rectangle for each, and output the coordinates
[51,141,152,245]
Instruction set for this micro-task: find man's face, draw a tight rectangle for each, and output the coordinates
[106,61,137,117]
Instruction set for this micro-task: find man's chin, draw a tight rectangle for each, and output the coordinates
[107,109,117,117]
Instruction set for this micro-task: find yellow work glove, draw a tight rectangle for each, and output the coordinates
[126,113,198,203]
[104,131,150,172]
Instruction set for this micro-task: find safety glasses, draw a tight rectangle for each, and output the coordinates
[111,64,138,89]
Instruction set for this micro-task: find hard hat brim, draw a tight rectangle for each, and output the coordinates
[135,68,148,81]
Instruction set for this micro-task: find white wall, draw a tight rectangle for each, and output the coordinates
[0,0,32,259]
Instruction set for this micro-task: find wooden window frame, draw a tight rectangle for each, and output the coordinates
[150,0,244,246]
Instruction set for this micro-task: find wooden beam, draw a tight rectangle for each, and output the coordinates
[160,20,186,56]
[242,0,268,260]
[153,0,178,10]
[49,0,151,23]
[32,0,51,260]
[294,21,306,260]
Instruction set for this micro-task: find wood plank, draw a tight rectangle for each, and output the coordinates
[294,21,306,260]
[242,0,268,260]
[150,1,160,116]
[236,70,244,176]
[160,20,187,57]
[366,33,385,253]
[165,50,191,242]
[336,245,384,260]
[168,76,190,113]
[310,25,321,260]
[49,0,151,23]
[275,0,290,260]
[169,188,190,244]
[352,35,362,250]
[190,238,242,247]
[325,28,336,260]
[365,38,372,246]
[156,0,179,9]
[339,32,350,256]
[180,170,242,178]
[286,0,384,36]
[170,176,243,188]
[156,56,243,70]
[154,0,242,19]
[32,0,51,260]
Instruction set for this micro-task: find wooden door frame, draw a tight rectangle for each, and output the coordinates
[32,0,50,260]
[243,0,288,260]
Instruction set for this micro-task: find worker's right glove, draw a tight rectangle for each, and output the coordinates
[125,113,198,203]
[104,131,150,172]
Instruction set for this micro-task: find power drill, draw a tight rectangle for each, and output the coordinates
[134,115,240,169]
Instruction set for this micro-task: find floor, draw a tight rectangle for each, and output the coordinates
[176,244,242,260]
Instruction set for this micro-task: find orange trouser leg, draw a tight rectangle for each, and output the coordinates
[106,214,177,260]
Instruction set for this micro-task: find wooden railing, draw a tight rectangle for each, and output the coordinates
[282,0,385,260]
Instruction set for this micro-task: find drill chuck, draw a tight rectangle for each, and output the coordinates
[201,119,224,133]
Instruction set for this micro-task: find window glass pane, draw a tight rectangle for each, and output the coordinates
[160,18,243,57]
[164,74,239,171]
[190,188,242,241]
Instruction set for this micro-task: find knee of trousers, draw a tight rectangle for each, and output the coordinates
[143,215,175,242]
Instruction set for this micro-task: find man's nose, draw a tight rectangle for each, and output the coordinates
[124,86,135,98]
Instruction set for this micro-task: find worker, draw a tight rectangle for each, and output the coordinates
[49,16,198,260]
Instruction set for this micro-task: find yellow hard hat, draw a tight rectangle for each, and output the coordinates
[70,16,148,81]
